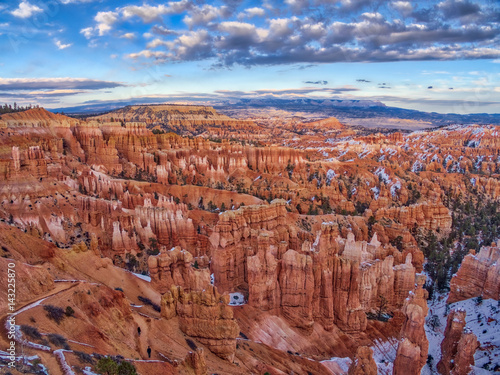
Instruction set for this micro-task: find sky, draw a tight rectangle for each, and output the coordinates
[0,0,499,113]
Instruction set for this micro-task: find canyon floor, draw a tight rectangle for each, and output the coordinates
[0,104,499,375]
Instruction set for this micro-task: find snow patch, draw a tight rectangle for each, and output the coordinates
[229,292,246,306]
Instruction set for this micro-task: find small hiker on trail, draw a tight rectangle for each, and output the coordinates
[137,327,141,336]
[147,346,152,359]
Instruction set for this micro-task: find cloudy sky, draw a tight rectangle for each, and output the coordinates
[0,0,499,113]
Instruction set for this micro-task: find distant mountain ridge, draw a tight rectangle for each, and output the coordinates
[51,98,500,127]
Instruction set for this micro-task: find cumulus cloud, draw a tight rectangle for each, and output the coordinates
[121,32,136,40]
[95,11,119,36]
[11,1,42,18]
[80,27,94,39]
[183,4,230,28]
[238,7,266,19]
[438,0,481,19]
[390,1,413,16]
[0,78,126,91]
[86,0,499,67]
[122,2,192,23]
[55,40,72,49]
[151,26,178,36]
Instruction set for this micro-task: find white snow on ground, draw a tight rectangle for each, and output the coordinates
[374,167,391,184]
[131,272,151,282]
[54,349,76,375]
[68,339,95,347]
[229,292,246,306]
[320,356,352,372]
[326,169,337,185]
[412,160,423,172]
[371,337,398,374]
[423,293,500,374]
[390,180,401,198]
[83,367,99,375]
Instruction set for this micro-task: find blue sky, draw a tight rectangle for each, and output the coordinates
[0,0,499,113]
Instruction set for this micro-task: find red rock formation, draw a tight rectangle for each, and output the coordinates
[375,202,452,231]
[148,246,210,294]
[247,232,281,313]
[183,348,208,375]
[161,285,240,361]
[437,310,467,374]
[279,249,315,329]
[210,200,291,293]
[393,274,429,375]
[448,241,500,303]
[452,329,478,375]
[348,346,377,375]
[332,255,367,332]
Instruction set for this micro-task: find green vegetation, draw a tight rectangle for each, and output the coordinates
[418,195,500,294]
[96,357,138,375]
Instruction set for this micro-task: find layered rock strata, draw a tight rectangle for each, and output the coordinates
[161,285,240,361]
[393,274,429,375]
[448,241,500,303]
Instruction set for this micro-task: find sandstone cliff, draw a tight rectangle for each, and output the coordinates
[448,241,500,303]
[161,285,240,361]
[393,274,429,375]
[437,310,478,375]
[348,346,377,375]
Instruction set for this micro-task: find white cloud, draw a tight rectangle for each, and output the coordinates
[11,1,43,18]
[121,32,136,40]
[55,40,72,49]
[122,1,192,23]
[94,11,119,36]
[183,5,229,28]
[80,27,95,39]
[127,50,168,60]
[59,0,96,3]
[391,1,413,16]
[238,7,266,19]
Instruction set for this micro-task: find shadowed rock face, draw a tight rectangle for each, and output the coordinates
[393,274,429,375]
[348,346,377,375]
[452,330,478,375]
[437,310,479,375]
[161,285,240,361]
[448,241,500,303]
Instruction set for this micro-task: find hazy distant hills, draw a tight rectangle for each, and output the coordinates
[214,98,500,127]
[52,98,500,127]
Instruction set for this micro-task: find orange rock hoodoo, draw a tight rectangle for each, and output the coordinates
[209,201,418,332]
[437,310,478,375]
[393,274,429,375]
[161,285,240,361]
[448,241,500,303]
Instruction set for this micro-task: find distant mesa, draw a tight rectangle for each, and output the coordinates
[90,104,257,136]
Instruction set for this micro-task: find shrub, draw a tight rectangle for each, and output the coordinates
[43,305,65,324]
[47,333,70,349]
[65,306,75,317]
[75,351,94,364]
[186,338,197,350]
[117,361,137,375]
[20,325,42,340]
[96,356,118,375]
[138,296,161,312]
